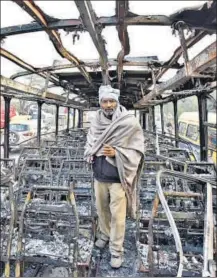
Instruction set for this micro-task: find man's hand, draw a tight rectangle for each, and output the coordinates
[103,144,116,157]
[87,156,94,164]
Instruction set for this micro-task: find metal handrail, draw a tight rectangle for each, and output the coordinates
[156,169,216,277]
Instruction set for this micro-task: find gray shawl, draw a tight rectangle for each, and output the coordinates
[84,105,145,218]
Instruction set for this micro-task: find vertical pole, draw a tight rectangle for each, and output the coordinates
[148,107,153,131]
[73,108,76,128]
[142,112,146,130]
[37,101,43,146]
[80,110,83,128]
[160,104,164,135]
[66,107,70,132]
[78,110,83,128]
[198,94,208,161]
[3,97,11,158]
[55,105,59,137]
[173,100,179,147]
[152,107,156,133]
[139,111,142,126]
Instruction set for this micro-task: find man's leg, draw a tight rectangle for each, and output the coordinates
[94,180,111,244]
[109,183,127,267]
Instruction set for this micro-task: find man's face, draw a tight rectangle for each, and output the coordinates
[100,98,118,116]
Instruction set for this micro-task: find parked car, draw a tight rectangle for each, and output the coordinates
[9,120,37,150]
[9,119,50,150]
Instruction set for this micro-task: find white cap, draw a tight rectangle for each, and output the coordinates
[98,85,120,103]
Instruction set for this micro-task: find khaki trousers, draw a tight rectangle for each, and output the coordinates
[94,179,127,255]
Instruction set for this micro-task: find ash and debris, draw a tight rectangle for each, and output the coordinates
[138,242,203,276]
[76,203,91,216]
[38,266,69,277]
[0,165,18,218]
[1,228,93,265]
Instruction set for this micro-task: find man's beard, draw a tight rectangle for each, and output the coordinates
[102,108,116,116]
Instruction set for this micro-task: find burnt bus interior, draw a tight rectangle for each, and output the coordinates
[0,1,216,277]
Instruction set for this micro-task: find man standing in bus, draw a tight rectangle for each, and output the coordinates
[84,85,144,268]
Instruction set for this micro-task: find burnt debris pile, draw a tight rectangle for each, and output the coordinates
[0,128,216,277]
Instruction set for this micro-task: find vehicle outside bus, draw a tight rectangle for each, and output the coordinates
[178,112,217,165]
[0,104,18,129]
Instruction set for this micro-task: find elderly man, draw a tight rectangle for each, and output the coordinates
[84,85,144,268]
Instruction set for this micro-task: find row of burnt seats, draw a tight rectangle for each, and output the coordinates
[0,129,95,277]
[138,131,216,277]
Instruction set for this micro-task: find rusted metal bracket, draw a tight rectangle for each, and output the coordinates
[174,21,190,66]
[116,1,130,89]
[74,0,110,85]
[13,0,93,86]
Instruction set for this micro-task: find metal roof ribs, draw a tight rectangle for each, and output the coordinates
[0,48,87,103]
[0,75,88,108]
[0,47,60,85]
[116,0,130,89]
[1,10,215,38]
[9,56,164,79]
[155,30,207,82]
[0,15,172,37]
[13,0,93,86]
[134,41,216,106]
[74,0,110,85]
